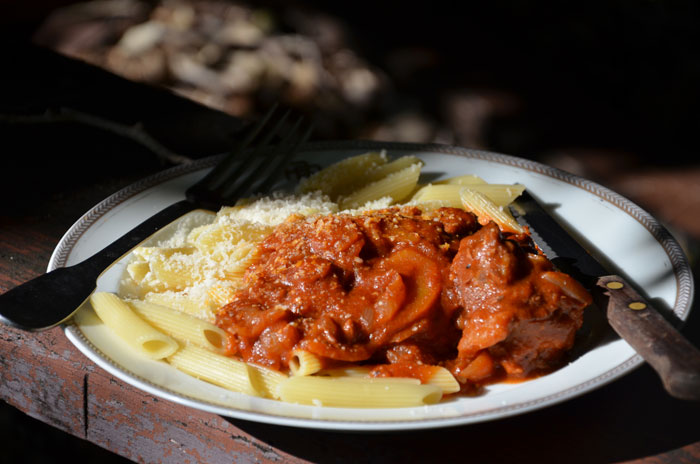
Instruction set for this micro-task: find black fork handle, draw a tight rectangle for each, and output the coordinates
[0,199,196,331]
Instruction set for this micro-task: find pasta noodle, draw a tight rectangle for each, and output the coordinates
[460,187,525,233]
[206,283,240,308]
[168,345,262,397]
[289,349,323,376]
[424,366,461,394]
[339,163,422,210]
[297,150,388,198]
[434,174,487,185]
[276,376,443,407]
[467,184,526,206]
[318,365,460,394]
[363,155,423,183]
[129,300,228,354]
[317,366,372,377]
[410,184,464,208]
[89,292,178,359]
[144,291,215,321]
[412,183,525,208]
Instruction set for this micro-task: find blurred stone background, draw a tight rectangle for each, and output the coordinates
[1,0,699,462]
[11,0,700,239]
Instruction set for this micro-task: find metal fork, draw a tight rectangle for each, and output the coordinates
[0,106,312,331]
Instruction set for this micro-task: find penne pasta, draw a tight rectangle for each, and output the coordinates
[144,291,215,321]
[132,246,197,260]
[317,366,372,378]
[363,155,424,184]
[129,300,228,354]
[434,174,487,185]
[460,187,525,233]
[132,246,200,292]
[124,258,164,296]
[219,241,260,282]
[410,184,464,208]
[126,259,151,284]
[167,344,260,396]
[89,292,178,359]
[148,257,199,291]
[277,376,443,408]
[465,183,525,206]
[424,366,461,394]
[187,223,244,257]
[297,150,388,199]
[289,350,323,376]
[325,376,423,385]
[207,283,240,308]
[412,183,525,208]
[121,260,153,298]
[247,363,289,400]
[167,345,287,399]
[318,365,460,394]
[339,163,422,210]
[188,222,273,259]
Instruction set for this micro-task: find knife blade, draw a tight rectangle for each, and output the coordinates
[510,190,700,400]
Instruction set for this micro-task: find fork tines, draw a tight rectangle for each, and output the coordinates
[186,105,312,209]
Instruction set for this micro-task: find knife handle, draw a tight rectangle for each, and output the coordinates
[597,275,700,401]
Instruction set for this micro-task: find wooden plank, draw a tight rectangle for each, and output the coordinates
[0,326,86,437]
[85,375,308,464]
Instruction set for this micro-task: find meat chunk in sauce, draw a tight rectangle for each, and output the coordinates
[215,207,591,389]
[448,222,592,383]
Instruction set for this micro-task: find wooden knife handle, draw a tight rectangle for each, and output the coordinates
[597,275,700,401]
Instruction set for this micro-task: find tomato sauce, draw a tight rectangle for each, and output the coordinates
[215,206,591,390]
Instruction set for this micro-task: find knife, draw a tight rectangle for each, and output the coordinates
[510,190,700,400]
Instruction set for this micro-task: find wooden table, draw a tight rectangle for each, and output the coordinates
[2,43,700,464]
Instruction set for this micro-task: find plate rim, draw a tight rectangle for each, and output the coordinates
[52,140,695,430]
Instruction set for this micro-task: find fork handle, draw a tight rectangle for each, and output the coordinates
[0,199,196,331]
[598,275,700,401]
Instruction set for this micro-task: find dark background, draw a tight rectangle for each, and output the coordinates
[1,1,699,462]
[3,0,699,237]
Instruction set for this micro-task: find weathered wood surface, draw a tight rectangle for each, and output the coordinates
[2,43,700,464]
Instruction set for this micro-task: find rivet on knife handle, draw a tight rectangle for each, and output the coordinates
[598,275,700,401]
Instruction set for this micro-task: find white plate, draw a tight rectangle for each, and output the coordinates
[53,141,694,431]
